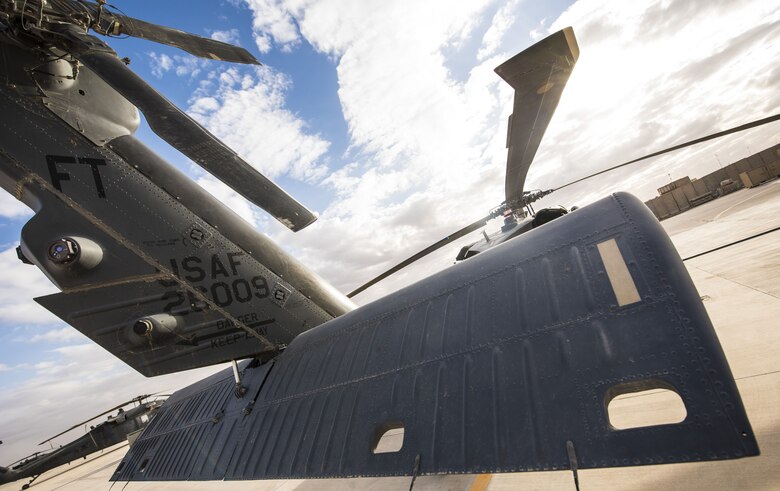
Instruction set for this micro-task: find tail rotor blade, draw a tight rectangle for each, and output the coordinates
[347,214,493,298]
[497,27,579,205]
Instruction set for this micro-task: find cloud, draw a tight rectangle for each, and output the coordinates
[173,55,206,78]
[195,175,261,227]
[477,0,520,60]
[148,52,205,79]
[148,52,173,78]
[244,0,301,53]
[27,327,84,343]
[188,65,330,181]
[237,0,521,298]
[33,360,56,371]
[0,192,32,219]
[529,17,549,41]
[0,246,60,324]
[211,28,241,45]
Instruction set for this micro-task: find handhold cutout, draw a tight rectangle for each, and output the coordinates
[372,422,405,454]
[606,380,686,430]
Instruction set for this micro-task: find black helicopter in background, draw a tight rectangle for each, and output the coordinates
[0,395,162,489]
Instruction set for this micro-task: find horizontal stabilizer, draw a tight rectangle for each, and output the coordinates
[0,54,347,376]
[114,193,757,481]
[37,280,275,377]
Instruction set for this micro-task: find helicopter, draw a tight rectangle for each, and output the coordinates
[0,394,163,488]
[0,0,765,484]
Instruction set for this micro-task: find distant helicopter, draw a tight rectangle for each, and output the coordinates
[0,395,163,489]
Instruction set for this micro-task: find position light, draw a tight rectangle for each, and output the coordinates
[47,238,80,264]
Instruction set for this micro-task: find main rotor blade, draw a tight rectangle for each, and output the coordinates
[107,14,259,64]
[496,27,579,205]
[56,26,316,231]
[38,394,153,445]
[65,0,259,64]
[553,112,780,192]
[347,214,493,298]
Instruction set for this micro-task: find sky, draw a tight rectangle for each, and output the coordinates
[1,0,779,464]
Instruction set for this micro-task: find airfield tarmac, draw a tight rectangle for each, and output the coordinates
[2,179,778,491]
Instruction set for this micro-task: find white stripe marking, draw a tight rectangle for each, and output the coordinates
[597,239,641,306]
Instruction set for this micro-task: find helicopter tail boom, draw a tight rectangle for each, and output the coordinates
[114,192,758,481]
